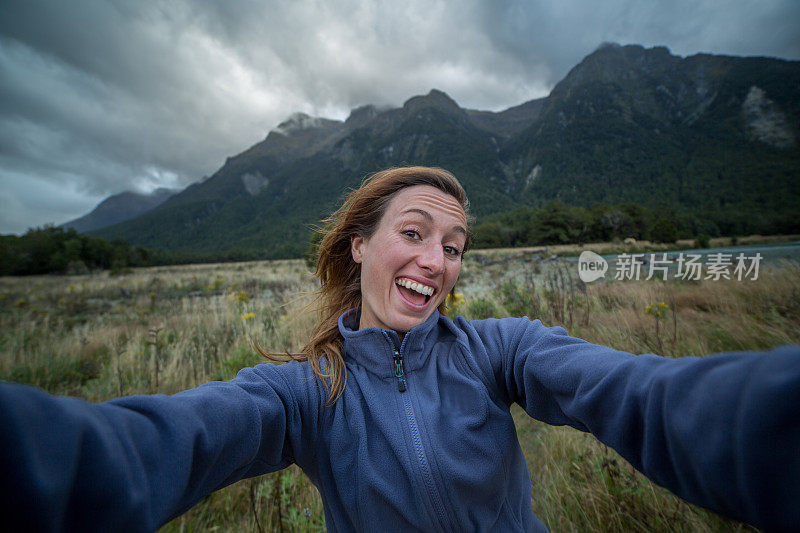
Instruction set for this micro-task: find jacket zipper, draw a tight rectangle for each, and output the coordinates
[392,348,407,392]
[385,333,451,531]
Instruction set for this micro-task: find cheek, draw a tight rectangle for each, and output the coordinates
[360,264,383,295]
[361,244,402,291]
[439,263,461,296]
[448,260,462,283]
[367,240,406,274]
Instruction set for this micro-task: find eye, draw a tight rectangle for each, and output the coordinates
[444,245,461,257]
[402,229,421,240]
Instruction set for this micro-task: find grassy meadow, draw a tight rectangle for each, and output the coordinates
[2,243,798,532]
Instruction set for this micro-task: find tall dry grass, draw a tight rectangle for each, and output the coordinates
[1,252,796,531]
[0,259,325,531]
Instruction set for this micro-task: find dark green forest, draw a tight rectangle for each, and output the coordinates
[0,227,153,276]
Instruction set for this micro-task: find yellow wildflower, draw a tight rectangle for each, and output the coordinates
[446,292,466,309]
[645,301,669,320]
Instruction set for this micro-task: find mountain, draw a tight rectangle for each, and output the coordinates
[93,89,526,258]
[93,44,800,260]
[62,188,179,233]
[502,43,800,223]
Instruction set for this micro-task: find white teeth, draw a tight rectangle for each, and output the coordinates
[396,278,434,296]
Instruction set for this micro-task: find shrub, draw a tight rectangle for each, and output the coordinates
[465,298,499,320]
[694,234,710,249]
[501,282,539,318]
[649,217,678,244]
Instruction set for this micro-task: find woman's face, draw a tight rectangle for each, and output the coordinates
[351,185,467,333]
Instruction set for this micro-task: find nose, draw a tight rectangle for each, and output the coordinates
[416,242,445,275]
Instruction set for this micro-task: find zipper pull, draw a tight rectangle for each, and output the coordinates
[393,349,407,393]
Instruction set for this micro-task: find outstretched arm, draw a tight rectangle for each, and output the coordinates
[0,361,309,532]
[465,317,800,532]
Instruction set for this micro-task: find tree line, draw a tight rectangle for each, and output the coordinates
[0,226,272,276]
[3,200,797,275]
[0,226,152,276]
[468,201,788,249]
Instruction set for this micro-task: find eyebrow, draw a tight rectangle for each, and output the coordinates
[400,208,468,237]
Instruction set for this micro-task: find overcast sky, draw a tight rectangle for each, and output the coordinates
[1,0,798,234]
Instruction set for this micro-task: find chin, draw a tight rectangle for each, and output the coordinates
[386,309,436,333]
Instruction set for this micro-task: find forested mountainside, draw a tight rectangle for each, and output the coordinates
[92,44,799,260]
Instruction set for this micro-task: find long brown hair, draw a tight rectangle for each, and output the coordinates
[258,167,471,404]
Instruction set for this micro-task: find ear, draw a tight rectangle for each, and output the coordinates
[351,235,364,263]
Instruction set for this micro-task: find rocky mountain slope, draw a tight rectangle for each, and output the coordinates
[93,44,799,260]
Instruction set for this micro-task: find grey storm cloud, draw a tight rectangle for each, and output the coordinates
[1,0,798,233]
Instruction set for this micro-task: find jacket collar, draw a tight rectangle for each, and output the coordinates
[338,308,441,377]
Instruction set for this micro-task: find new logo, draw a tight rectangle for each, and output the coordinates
[577,251,608,282]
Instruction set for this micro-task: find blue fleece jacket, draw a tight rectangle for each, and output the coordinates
[1,310,799,532]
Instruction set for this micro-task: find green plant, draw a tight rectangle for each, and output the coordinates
[500,282,535,318]
[215,346,261,381]
[694,234,710,248]
[649,217,678,244]
[644,301,677,355]
[465,298,499,320]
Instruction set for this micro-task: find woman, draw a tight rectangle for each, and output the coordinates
[1,167,799,532]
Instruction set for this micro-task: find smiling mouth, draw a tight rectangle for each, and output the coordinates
[395,277,435,306]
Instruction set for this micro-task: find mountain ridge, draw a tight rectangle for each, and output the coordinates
[61,188,180,233]
[90,44,799,259]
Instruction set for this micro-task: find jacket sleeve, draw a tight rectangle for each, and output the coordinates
[0,360,312,533]
[465,317,800,532]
